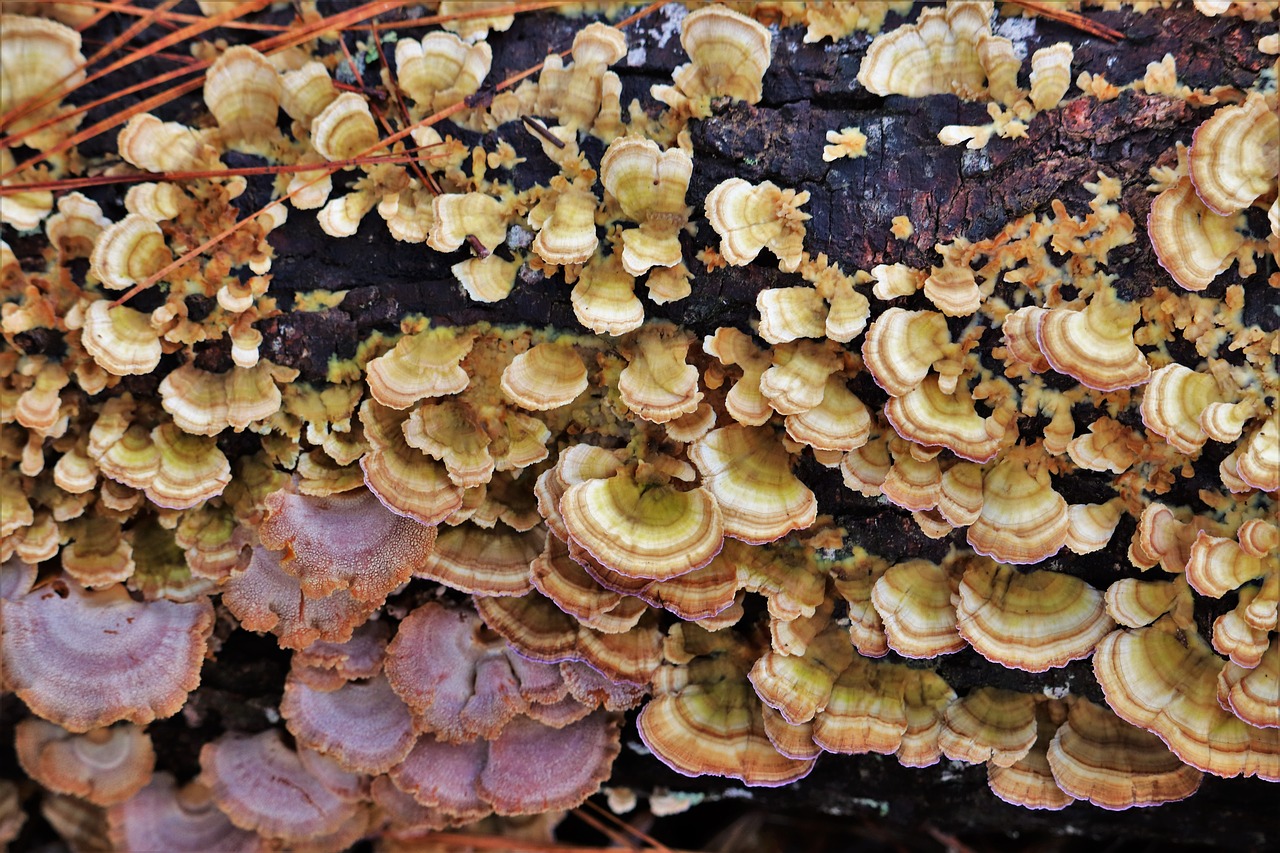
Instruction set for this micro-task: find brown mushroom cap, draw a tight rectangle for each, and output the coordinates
[988,702,1076,811]
[1046,697,1203,810]
[954,561,1114,672]
[1148,177,1244,292]
[200,729,361,843]
[259,487,436,602]
[15,719,155,806]
[500,342,588,411]
[1094,618,1280,779]
[1217,645,1280,730]
[939,688,1038,767]
[967,459,1069,565]
[1,581,212,732]
[870,559,964,659]
[638,626,815,786]
[1188,92,1279,216]
[106,774,263,853]
[1036,289,1151,392]
[416,522,541,597]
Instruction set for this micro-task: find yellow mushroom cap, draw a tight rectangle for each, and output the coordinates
[705,178,810,272]
[311,91,378,161]
[810,655,917,757]
[862,307,953,397]
[967,459,1069,565]
[871,559,964,659]
[365,326,476,410]
[670,6,772,104]
[280,61,338,125]
[531,184,598,266]
[954,561,1114,672]
[600,136,693,276]
[1029,43,1073,111]
[0,14,85,149]
[429,192,508,253]
[1036,290,1151,392]
[939,688,1038,767]
[1188,92,1280,216]
[158,363,284,435]
[203,45,281,141]
[395,32,491,113]
[500,342,588,410]
[880,452,941,512]
[15,720,155,806]
[1141,364,1223,454]
[146,423,233,510]
[570,250,645,335]
[89,214,173,291]
[560,470,723,581]
[937,462,984,527]
[1001,306,1050,372]
[884,376,1007,463]
[1148,177,1244,291]
[617,323,703,424]
[688,425,817,544]
[856,2,995,100]
[116,114,218,174]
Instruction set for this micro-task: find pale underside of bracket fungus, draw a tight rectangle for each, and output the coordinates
[1,1,1278,849]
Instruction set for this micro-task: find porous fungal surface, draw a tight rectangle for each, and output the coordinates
[1,0,1278,848]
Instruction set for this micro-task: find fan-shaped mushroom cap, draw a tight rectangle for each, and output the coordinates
[146,424,233,509]
[967,459,1069,565]
[883,450,943,511]
[1185,530,1267,599]
[531,183,598,266]
[359,399,464,526]
[1189,92,1279,216]
[416,523,540,597]
[856,1,996,100]
[1029,43,1072,111]
[639,626,815,786]
[688,425,817,544]
[1037,290,1151,392]
[761,703,820,761]
[158,362,284,435]
[1094,619,1280,779]
[223,546,375,650]
[749,617,854,725]
[200,729,361,843]
[0,581,212,731]
[429,192,509,253]
[704,327,773,426]
[15,719,154,806]
[402,399,494,488]
[90,213,172,291]
[617,323,703,423]
[117,113,218,173]
[885,377,1007,463]
[570,249,645,335]
[501,342,587,410]
[600,137,693,276]
[395,32,491,113]
[1218,644,1280,729]
[46,191,110,257]
[536,443,625,541]
[862,308,955,397]
[704,178,810,272]
[871,559,964,659]
[560,469,723,581]
[259,487,436,602]
[759,340,842,416]
[293,619,390,681]
[365,327,476,410]
[530,535,636,624]
[475,590,662,685]
[281,671,416,774]
[204,46,281,140]
[784,375,871,452]
[811,656,918,757]
[660,6,772,105]
[757,286,827,345]
[939,688,1038,767]
[481,712,621,814]
[107,773,264,853]
[81,300,163,376]
[1047,697,1204,809]
[387,601,558,741]
[0,14,85,149]
[1141,364,1224,453]
[280,61,337,125]
[955,561,1114,672]
[1148,177,1244,291]
[389,735,490,823]
[988,702,1075,811]
[1105,577,1189,629]
[1238,419,1279,492]
[311,92,378,161]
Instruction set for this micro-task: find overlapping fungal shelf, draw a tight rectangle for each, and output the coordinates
[1,0,1277,848]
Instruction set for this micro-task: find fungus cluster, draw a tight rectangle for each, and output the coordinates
[1,0,1277,847]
